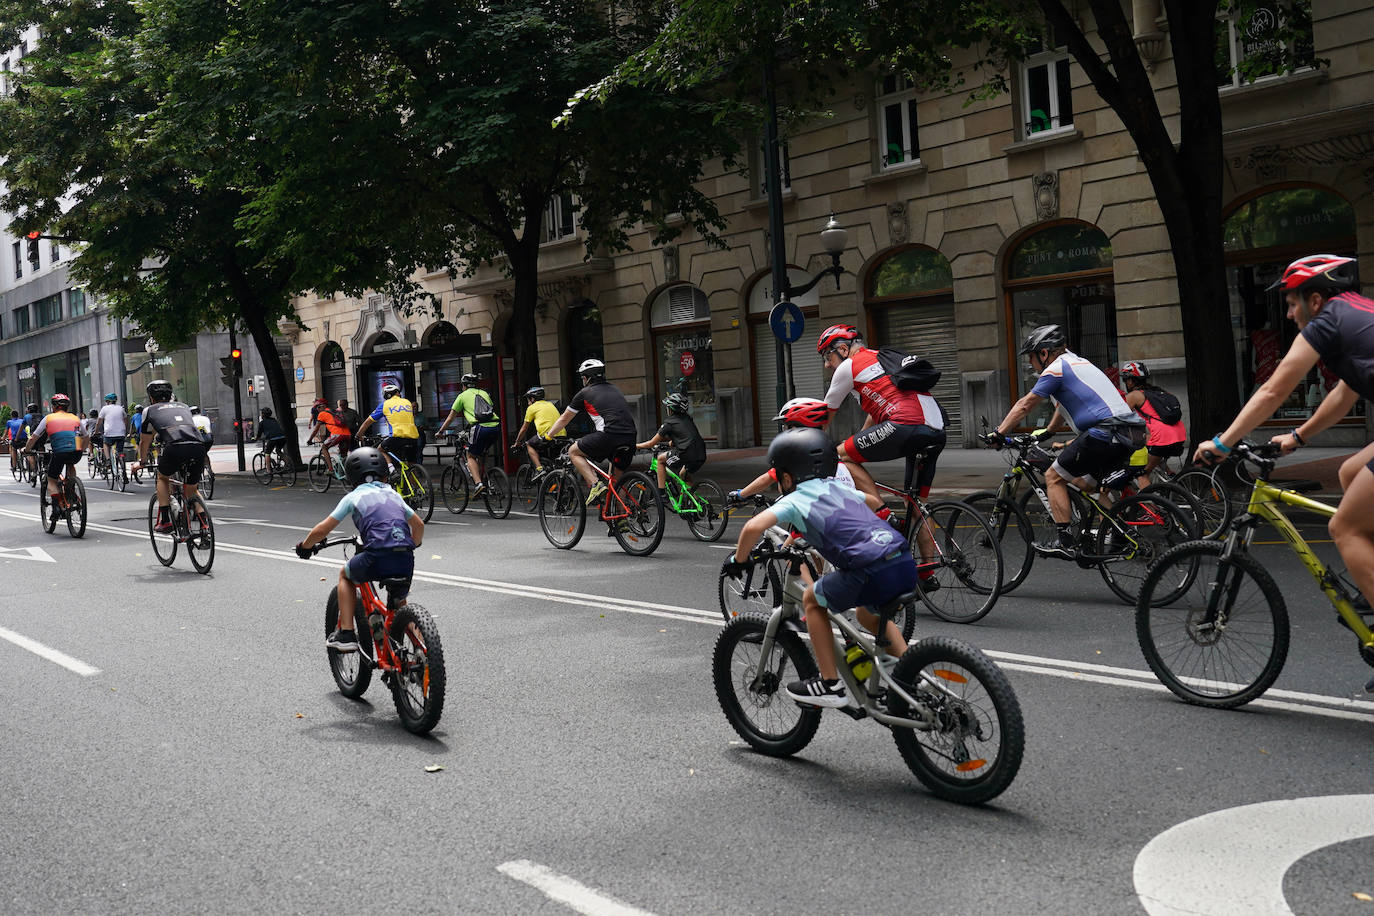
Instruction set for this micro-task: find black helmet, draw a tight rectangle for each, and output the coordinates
[344,446,388,486]
[26,403,38,413]
[88,409,98,418]
[524,385,545,400]
[146,378,174,402]
[1018,324,1066,356]
[767,427,837,486]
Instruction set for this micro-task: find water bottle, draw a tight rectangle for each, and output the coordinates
[845,643,873,681]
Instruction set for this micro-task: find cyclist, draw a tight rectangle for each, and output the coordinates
[14,403,40,479]
[536,358,638,505]
[731,398,857,499]
[130,403,145,437]
[636,392,706,497]
[137,380,210,533]
[356,383,419,475]
[335,398,361,438]
[511,385,566,481]
[96,393,128,471]
[990,324,1146,560]
[5,409,25,475]
[191,406,213,446]
[434,373,501,497]
[818,324,947,502]
[296,446,425,653]
[1196,254,1374,606]
[24,394,83,520]
[308,398,354,468]
[1119,361,1186,490]
[724,426,912,708]
[254,407,289,462]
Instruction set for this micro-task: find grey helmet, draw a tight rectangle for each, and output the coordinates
[662,393,690,414]
[1018,324,1067,356]
[344,446,388,486]
[524,386,546,400]
[767,427,838,486]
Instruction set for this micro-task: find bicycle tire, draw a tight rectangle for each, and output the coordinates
[116,454,128,492]
[105,455,117,490]
[10,459,19,481]
[87,454,98,479]
[440,465,470,514]
[278,456,297,488]
[252,451,270,485]
[912,500,1003,624]
[888,636,1025,805]
[403,464,434,522]
[325,589,375,699]
[1136,540,1289,709]
[963,491,1034,593]
[202,467,216,501]
[1168,468,1233,540]
[538,469,585,549]
[308,456,332,493]
[483,466,513,519]
[1140,481,1205,544]
[685,479,730,542]
[1095,494,1196,606]
[712,613,821,757]
[514,463,536,511]
[39,486,57,534]
[388,603,446,735]
[612,471,665,557]
[65,477,87,539]
[185,496,214,574]
[148,493,178,566]
[718,561,783,624]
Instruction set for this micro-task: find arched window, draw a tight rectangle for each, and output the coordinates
[318,341,347,405]
[1004,222,1116,428]
[649,284,716,439]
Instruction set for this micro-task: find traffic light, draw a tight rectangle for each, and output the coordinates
[219,348,242,388]
[25,231,39,265]
[246,377,255,396]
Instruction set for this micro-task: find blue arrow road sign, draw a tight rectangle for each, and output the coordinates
[769,300,804,343]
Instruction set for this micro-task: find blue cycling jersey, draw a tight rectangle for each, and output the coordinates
[1030,351,1137,440]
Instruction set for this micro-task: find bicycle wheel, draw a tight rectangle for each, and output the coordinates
[65,478,87,539]
[712,613,821,757]
[1136,540,1288,709]
[515,463,537,511]
[911,500,1003,624]
[963,491,1034,593]
[202,467,216,501]
[308,456,333,493]
[684,479,730,542]
[1095,494,1196,606]
[87,454,98,479]
[538,469,585,549]
[252,452,269,485]
[39,486,57,534]
[403,464,434,522]
[325,589,375,699]
[10,458,19,481]
[115,453,128,492]
[440,465,470,515]
[148,493,178,566]
[612,471,665,557]
[718,561,783,623]
[388,603,446,735]
[1168,468,1232,540]
[887,636,1024,805]
[185,496,214,574]
[278,456,297,488]
[482,467,513,519]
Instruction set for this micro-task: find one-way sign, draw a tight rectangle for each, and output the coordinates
[769,300,804,343]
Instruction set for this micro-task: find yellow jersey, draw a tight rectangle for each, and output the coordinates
[523,400,566,437]
[375,396,419,439]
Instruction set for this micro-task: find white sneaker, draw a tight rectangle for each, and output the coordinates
[786,676,854,709]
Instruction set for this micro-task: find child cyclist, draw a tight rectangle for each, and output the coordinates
[724,426,914,709]
[636,392,707,497]
[295,446,425,653]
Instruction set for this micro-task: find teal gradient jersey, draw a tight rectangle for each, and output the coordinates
[769,477,908,570]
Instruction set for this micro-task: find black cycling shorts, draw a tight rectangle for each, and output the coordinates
[1146,441,1185,459]
[1053,430,1134,485]
[159,441,208,485]
[576,431,636,470]
[46,450,80,479]
[382,436,418,464]
[665,450,705,476]
[844,421,946,466]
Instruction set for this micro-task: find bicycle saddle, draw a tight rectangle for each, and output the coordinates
[610,444,634,465]
[377,577,411,599]
[876,590,919,618]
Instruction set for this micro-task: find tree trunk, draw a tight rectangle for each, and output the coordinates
[240,305,304,470]
[504,237,542,393]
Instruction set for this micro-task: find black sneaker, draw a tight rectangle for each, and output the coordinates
[786,675,854,709]
[1033,539,1076,560]
[326,629,359,653]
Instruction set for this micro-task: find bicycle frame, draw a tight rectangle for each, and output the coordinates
[320,537,410,672]
[649,453,707,516]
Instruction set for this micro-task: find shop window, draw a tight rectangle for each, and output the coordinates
[12,306,30,335]
[650,284,716,439]
[1216,0,1314,89]
[35,294,62,327]
[1019,38,1073,137]
[1005,223,1116,428]
[542,193,576,243]
[1224,185,1359,424]
[876,75,920,168]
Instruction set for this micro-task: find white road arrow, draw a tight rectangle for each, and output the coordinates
[0,545,55,563]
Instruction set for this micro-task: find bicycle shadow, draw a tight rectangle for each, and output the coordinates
[300,693,453,747]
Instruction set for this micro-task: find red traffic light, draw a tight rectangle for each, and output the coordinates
[230,348,242,359]
[25,231,39,240]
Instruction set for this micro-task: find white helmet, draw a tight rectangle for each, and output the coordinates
[577,358,605,377]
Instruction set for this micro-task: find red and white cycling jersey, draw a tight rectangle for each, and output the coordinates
[823,346,943,429]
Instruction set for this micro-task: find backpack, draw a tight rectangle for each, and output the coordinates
[1142,388,1183,426]
[875,347,942,392]
[471,391,495,423]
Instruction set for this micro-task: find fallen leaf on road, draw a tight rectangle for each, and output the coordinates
[431,554,441,560]
[135,552,142,557]
[425,765,444,773]
[295,713,305,719]
[1259,748,1269,755]
[688,768,695,776]
[659,629,666,633]
[1353,892,1372,902]
[320,577,327,581]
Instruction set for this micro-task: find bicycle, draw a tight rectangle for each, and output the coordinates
[311,535,445,735]
[360,436,434,523]
[713,541,1024,805]
[537,446,665,556]
[130,440,159,486]
[251,442,297,487]
[438,430,512,519]
[1135,441,1374,708]
[38,465,87,538]
[307,446,350,493]
[141,467,214,573]
[511,438,566,512]
[972,431,1197,605]
[647,447,729,542]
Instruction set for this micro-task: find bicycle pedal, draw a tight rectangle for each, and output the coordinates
[837,705,868,721]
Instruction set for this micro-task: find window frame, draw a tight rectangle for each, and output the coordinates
[541,191,578,245]
[1019,45,1074,139]
[11,240,21,279]
[875,74,921,170]
[1215,2,1315,90]
[751,134,791,199]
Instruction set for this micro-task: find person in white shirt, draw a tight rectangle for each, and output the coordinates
[96,393,128,467]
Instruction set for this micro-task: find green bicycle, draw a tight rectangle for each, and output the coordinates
[647,447,729,542]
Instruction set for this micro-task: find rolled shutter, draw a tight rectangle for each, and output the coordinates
[873,301,961,442]
[752,326,825,443]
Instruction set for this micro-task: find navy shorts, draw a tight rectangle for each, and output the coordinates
[469,424,500,458]
[46,450,81,479]
[345,549,415,589]
[814,553,918,612]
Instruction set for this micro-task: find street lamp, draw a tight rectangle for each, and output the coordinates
[765,213,850,409]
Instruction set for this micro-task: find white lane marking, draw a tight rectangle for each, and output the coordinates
[0,625,101,676]
[497,860,656,916]
[216,517,312,532]
[0,544,55,563]
[1134,795,1374,916]
[0,504,1366,720]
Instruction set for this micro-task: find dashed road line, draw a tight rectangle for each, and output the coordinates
[498,860,656,916]
[0,625,101,676]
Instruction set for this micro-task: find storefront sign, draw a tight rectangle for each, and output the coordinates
[679,351,696,376]
[17,366,35,380]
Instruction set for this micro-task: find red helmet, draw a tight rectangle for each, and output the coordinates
[772,397,830,428]
[50,393,70,408]
[816,324,859,354]
[1267,254,1357,295]
[312,398,328,408]
[1120,361,1149,382]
